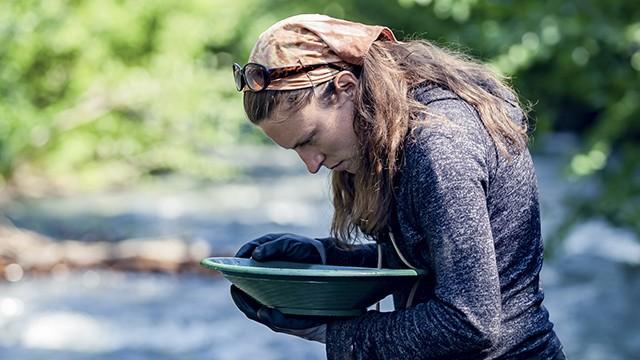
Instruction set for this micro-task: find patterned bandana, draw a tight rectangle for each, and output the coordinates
[247,14,397,91]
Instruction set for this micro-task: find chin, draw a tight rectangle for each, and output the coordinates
[344,160,358,174]
[331,158,358,174]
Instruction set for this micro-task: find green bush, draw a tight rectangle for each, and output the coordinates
[1,0,638,239]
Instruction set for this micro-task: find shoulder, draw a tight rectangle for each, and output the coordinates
[399,85,494,183]
[410,84,490,143]
[405,85,490,160]
[409,82,525,139]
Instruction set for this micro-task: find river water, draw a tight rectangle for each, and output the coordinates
[1,145,639,359]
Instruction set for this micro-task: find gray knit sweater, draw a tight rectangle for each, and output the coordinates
[319,84,563,359]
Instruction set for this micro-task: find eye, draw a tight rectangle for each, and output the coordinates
[306,135,315,146]
[300,134,315,148]
[292,129,317,150]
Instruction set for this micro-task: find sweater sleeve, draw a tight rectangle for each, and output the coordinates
[325,101,502,359]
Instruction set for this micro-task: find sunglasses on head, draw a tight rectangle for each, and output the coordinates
[232,62,346,92]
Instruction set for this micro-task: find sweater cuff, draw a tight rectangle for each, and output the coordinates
[326,311,381,360]
[326,318,357,360]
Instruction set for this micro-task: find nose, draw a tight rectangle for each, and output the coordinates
[295,148,325,174]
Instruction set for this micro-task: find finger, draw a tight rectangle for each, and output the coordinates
[235,242,258,258]
[252,237,289,261]
[256,307,325,330]
[253,237,321,263]
[235,233,286,258]
[229,285,262,322]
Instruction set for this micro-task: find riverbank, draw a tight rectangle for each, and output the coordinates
[0,222,217,280]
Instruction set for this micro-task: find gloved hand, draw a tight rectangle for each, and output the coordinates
[235,233,327,264]
[230,285,328,343]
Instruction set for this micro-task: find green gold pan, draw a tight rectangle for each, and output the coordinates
[201,257,426,317]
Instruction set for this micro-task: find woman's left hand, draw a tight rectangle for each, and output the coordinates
[230,285,328,343]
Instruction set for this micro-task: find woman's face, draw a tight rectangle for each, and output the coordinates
[258,73,359,174]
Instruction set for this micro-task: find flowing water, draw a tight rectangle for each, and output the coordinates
[1,145,639,359]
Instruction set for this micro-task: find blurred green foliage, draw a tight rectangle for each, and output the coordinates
[0,1,638,237]
[0,0,263,191]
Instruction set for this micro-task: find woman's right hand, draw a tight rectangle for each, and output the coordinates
[235,233,327,264]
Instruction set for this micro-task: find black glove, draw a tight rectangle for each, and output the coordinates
[235,233,327,264]
[230,285,328,343]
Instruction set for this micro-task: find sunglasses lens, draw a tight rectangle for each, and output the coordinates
[232,63,244,91]
[244,64,268,91]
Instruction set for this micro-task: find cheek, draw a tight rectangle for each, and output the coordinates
[337,109,357,152]
[314,103,357,155]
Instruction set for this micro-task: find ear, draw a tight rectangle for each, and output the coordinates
[333,71,358,106]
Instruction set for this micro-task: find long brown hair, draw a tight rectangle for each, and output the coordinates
[243,40,529,244]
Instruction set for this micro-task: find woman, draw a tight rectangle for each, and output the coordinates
[230,14,565,360]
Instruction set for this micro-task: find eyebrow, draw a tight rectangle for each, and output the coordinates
[290,128,317,150]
